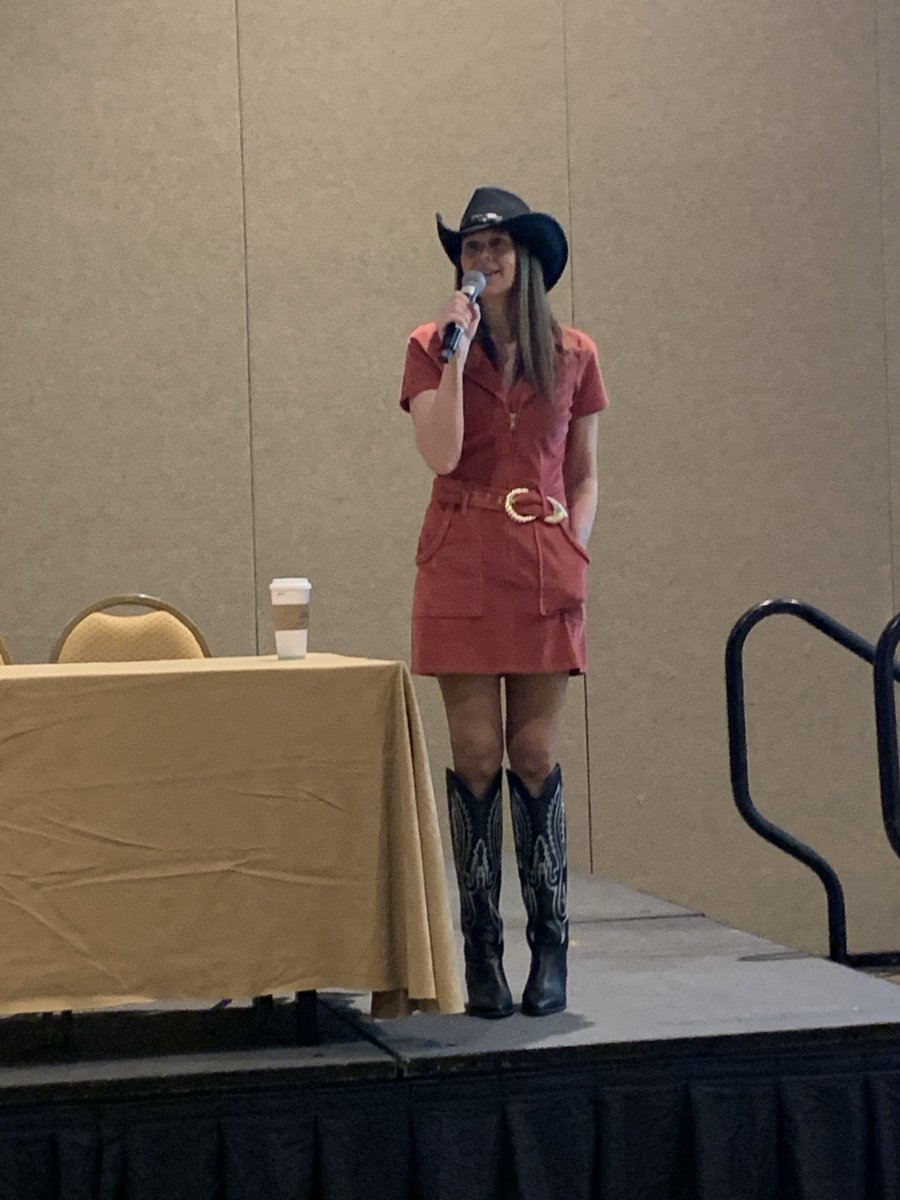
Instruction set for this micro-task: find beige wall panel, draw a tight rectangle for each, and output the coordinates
[238,0,590,844]
[567,0,896,951]
[883,0,900,601]
[0,1,254,662]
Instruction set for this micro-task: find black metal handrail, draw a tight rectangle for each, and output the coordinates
[726,597,900,965]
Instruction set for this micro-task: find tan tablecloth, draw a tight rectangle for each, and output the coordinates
[0,654,463,1015]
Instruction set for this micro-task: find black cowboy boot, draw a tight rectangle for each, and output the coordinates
[508,764,568,1016]
[446,769,514,1019]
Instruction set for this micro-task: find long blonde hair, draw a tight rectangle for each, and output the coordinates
[457,243,560,401]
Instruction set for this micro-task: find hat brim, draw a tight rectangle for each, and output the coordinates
[436,211,568,292]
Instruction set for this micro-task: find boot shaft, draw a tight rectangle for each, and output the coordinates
[508,764,568,951]
[446,769,504,947]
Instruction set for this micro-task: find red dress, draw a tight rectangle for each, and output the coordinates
[400,324,609,675]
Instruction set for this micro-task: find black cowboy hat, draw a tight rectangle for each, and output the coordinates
[436,186,569,291]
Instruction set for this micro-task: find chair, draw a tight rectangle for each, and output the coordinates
[50,594,211,663]
[0,635,11,664]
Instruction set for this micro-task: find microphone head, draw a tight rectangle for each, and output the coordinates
[460,270,487,301]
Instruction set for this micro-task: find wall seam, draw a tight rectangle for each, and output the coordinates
[233,0,260,653]
[561,0,576,329]
[561,0,595,873]
[874,0,895,618]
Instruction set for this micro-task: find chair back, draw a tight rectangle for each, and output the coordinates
[51,595,211,663]
[0,635,11,665]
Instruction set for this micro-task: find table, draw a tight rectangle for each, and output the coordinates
[0,654,463,1016]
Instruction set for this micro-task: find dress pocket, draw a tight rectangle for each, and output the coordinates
[536,522,591,615]
[558,521,591,565]
[414,504,484,617]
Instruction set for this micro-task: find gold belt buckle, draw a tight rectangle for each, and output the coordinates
[504,488,568,525]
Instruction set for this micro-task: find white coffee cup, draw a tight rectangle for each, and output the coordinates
[269,577,312,659]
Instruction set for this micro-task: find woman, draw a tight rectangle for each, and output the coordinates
[400,187,609,1018]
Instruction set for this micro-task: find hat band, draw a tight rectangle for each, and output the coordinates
[465,212,505,227]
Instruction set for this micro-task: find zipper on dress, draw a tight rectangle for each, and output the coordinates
[506,376,526,450]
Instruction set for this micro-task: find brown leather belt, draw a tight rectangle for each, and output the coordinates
[432,477,568,525]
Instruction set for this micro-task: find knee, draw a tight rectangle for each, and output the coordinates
[506,739,556,799]
[451,738,503,800]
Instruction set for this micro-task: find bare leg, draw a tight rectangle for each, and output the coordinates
[439,674,504,797]
[504,673,569,793]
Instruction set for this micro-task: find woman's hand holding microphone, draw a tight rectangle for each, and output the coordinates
[437,271,486,365]
[411,271,486,474]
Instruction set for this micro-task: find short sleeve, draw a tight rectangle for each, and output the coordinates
[400,326,443,412]
[571,336,610,419]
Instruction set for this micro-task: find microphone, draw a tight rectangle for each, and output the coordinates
[440,270,486,361]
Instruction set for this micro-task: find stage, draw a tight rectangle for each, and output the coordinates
[3,866,900,1199]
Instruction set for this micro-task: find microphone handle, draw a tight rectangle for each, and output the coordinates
[439,277,482,362]
[440,322,465,362]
